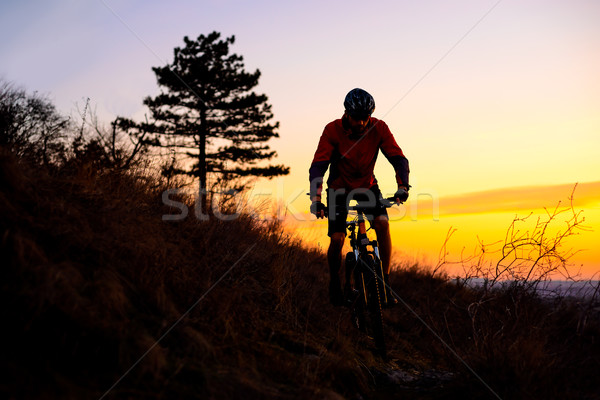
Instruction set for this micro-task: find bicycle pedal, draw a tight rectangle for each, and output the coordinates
[351,315,361,330]
[383,297,398,309]
[344,288,360,306]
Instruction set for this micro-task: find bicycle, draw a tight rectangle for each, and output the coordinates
[342,197,399,359]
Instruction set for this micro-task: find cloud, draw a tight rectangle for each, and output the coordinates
[425,182,600,217]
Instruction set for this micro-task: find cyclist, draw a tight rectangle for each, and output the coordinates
[309,88,410,307]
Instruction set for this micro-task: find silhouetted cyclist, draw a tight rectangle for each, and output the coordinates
[309,88,410,307]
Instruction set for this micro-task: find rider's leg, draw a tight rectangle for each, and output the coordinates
[373,215,391,275]
[328,232,346,306]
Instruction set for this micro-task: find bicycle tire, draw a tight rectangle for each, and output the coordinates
[345,252,367,332]
[362,255,387,358]
[373,255,389,305]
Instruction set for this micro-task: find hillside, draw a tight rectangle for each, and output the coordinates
[1,146,599,400]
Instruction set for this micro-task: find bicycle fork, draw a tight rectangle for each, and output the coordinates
[359,246,389,307]
[353,250,389,307]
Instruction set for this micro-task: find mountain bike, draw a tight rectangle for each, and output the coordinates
[343,197,398,359]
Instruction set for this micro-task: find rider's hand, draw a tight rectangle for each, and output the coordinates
[394,187,409,204]
[310,201,327,219]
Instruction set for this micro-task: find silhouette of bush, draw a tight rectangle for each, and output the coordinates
[0,80,71,166]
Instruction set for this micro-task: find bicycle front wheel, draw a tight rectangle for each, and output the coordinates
[346,252,367,332]
[361,255,387,358]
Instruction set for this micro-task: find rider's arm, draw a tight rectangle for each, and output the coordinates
[378,123,410,189]
[309,127,335,201]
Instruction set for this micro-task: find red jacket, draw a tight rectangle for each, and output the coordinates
[309,116,409,195]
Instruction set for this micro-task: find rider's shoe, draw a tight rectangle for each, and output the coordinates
[329,280,344,307]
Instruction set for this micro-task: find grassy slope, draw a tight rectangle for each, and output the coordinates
[1,147,599,400]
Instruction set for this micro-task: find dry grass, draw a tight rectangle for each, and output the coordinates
[1,146,599,400]
[0,146,372,399]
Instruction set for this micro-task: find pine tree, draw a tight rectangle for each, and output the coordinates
[122,31,289,204]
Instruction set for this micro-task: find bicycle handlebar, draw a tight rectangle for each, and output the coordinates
[307,193,404,219]
[346,197,401,211]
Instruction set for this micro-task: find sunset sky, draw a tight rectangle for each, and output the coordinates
[2,0,599,278]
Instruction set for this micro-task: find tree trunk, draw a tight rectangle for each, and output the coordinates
[198,107,208,215]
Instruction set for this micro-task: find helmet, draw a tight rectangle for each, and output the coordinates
[344,88,375,120]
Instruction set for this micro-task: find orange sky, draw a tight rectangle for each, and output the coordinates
[277,181,600,280]
[394,182,600,280]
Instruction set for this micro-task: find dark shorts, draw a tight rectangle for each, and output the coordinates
[326,185,389,237]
